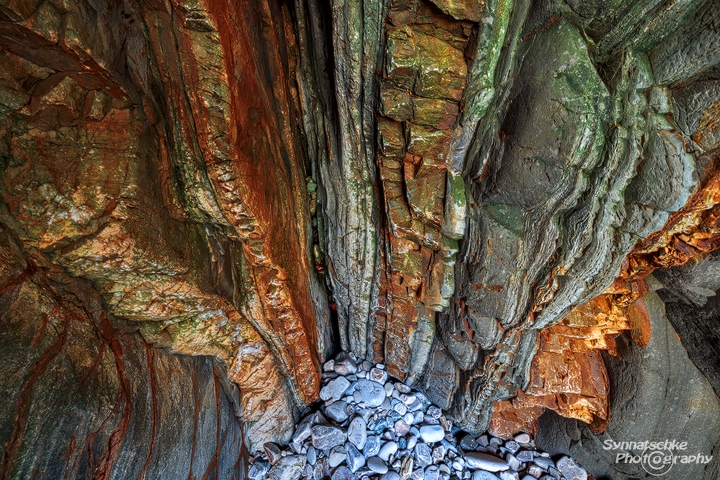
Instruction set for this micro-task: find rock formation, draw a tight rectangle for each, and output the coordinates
[1,0,720,478]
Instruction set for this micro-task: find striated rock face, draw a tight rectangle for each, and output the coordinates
[536,289,720,480]
[2,0,720,478]
[0,228,246,479]
[0,0,325,457]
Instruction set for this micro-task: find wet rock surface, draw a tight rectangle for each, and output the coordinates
[536,290,720,480]
[254,353,589,480]
[0,229,246,479]
[1,0,720,478]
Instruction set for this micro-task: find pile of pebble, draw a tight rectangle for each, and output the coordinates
[249,352,589,480]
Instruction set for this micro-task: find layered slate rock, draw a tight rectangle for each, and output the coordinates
[298,0,720,446]
[0,0,330,453]
[0,228,245,479]
[2,0,720,477]
[373,1,471,383]
[536,291,720,480]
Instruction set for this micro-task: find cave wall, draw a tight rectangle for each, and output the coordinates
[1,0,720,477]
[0,227,246,479]
[304,0,720,436]
[536,288,720,480]
[0,0,330,455]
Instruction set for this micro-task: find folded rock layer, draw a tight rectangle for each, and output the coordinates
[1,0,720,478]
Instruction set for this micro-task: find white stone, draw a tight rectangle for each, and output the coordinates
[370,367,388,384]
[464,452,510,472]
[378,441,399,461]
[347,416,367,450]
[353,379,386,407]
[385,382,394,397]
[368,456,389,474]
[320,376,350,403]
[328,446,346,468]
[419,424,445,443]
[556,456,587,480]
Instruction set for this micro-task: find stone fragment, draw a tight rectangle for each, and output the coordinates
[415,442,433,467]
[424,465,440,480]
[328,446,346,468]
[464,452,510,472]
[396,383,411,394]
[311,424,347,450]
[545,466,560,479]
[516,450,533,462]
[382,472,401,480]
[386,28,418,89]
[525,465,543,477]
[505,441,520,454]
[334,351,357,375]
[381,85,414,121]
[347,416,367,450]
[370,367,389,384]
[325,400,350,423]
[263,442,282,465]
[413,32,467,101]
[267,455,305,480]
[324,360,335,372]
[412,98,458,129]
[556,456,587,480]
[473,472,501,480]
[345,442,365,472]
[395,419,411,436]
[532,457,554,470]
[331,466,353,480]
[419,424,445,443]
[320,376,351,403]
[379,441,399,461]
[408,469,424,480]
[364,435,382,457]
[401,455,414,478]
[354,379,387,407]
[307,446,317,465]
[432,444,447,463]
[506,454,522,471]
[393,401,408,416]
[514,434,531,445]
[499,471,519,480]
[369,456,389,474]
[527,464,544,478]
[385,382,395,397]
[460,434,477,451]
[248,459,271,480]
[426,406,442,419]
[292,414,314,444]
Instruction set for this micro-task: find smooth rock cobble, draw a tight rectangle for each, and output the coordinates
[250,352,589,480]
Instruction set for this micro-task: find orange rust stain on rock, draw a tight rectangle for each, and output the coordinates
[492,166,720,438]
